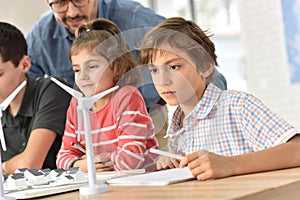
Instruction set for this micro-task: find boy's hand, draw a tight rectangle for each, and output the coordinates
[157,155,181,170]
[180,150,235,181]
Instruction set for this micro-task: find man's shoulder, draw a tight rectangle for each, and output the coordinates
[27,12,57,38]
[105,0,157,11]
[101,0,164,27]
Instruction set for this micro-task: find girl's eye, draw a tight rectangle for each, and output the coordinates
[88,65,97,69]
[73,68,80,73]
[149,68,158,74]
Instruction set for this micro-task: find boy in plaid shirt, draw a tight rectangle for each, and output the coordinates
[139,17,300,180]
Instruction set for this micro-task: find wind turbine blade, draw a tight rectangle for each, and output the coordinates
[90,85,119,104]
[0,113,6,151]
[1,81,26,111]
[50,77,83,98]
[77,108,82,141]
[0,81,26,151]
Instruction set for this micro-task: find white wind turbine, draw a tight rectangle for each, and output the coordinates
[0,80,26,200]
[51,77,119,195]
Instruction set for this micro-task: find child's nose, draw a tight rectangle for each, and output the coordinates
[79,69,89,80]
[156,71,172,86]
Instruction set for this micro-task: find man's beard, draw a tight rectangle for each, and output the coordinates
[62,15,88,34]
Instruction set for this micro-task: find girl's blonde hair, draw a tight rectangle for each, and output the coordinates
[70,18,140,87]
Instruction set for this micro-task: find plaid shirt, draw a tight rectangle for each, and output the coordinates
[167,83,299,155]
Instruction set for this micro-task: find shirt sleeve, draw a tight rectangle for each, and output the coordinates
[110,86,158,170]
[240,93,299,150]
[31,78,71,136]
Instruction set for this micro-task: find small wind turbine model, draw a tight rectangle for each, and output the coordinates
[51,77,119,195]
[0,80,26,200]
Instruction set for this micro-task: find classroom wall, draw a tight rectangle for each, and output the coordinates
[0,1,50,35]
[238,0,300,130]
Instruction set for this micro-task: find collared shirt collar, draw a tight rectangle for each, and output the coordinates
[167,83,221,137]
[187,83,222,121]
[97,0,105,18]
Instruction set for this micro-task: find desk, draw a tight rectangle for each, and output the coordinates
[37,167,300,200]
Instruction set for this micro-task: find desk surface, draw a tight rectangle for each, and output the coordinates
[36,167,300,200]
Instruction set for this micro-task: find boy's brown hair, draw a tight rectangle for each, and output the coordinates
[139,17,218,84]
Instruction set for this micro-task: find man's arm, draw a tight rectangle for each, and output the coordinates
[2,128,56,174]
[214,69,227,90]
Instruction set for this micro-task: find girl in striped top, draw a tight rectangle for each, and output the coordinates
[56,19,158,172]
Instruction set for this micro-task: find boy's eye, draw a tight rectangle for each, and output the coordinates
[170,65,180,70]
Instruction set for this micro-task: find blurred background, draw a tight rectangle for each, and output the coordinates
[1,0,300,129]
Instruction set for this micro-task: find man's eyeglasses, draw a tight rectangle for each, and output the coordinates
[49,0,89,13]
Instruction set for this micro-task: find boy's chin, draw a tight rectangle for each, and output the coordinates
[164,100,179,107]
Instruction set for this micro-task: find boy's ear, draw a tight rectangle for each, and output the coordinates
[19,56,31,73]
[201,63,215,78]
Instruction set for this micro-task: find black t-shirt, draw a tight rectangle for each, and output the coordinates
[1,76,71,169]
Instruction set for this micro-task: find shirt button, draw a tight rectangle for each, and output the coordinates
[22,142,26,147]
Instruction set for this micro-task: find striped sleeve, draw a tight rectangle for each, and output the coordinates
[111,86,158,171]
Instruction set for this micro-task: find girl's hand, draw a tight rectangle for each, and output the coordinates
[95,161,113,172]
[180,150,235,181]
[73,154,113,172]
[72,157,89,172]
[94,154,113,172]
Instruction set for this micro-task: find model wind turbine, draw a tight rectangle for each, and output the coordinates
[51,77,118,195]
[0,80,26,200]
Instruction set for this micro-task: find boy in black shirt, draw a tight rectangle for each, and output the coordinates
[0,22,71,174]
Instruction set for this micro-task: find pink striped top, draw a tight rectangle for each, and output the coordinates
[56,86,158,172]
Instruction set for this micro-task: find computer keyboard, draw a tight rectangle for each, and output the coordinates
[3,167,146,199]
[3,167,194,198]
[4,167,88,198]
